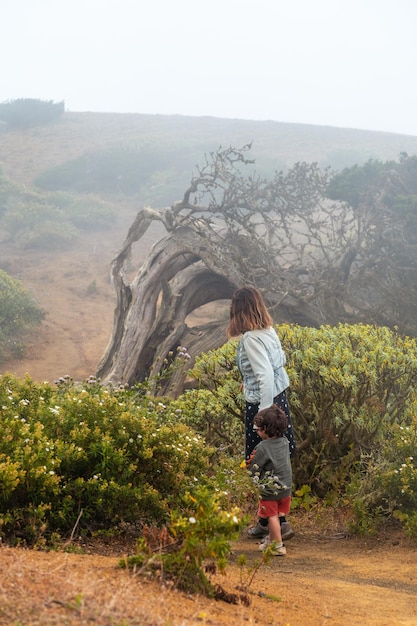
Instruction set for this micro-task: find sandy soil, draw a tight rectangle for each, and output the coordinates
[1,211,144,383]
[0,526,416,626]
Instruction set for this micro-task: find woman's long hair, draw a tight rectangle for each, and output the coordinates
[227,286,272,337]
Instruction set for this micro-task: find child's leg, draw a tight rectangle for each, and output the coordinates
[267,514,282,544]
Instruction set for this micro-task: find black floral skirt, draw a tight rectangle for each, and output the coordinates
[245,389,296,460]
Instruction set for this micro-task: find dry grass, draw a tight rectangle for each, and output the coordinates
[1,521,416,626]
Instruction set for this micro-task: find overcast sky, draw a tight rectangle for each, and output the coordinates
[2,0,417,136]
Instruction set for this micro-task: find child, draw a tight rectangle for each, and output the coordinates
[247,404,292,556]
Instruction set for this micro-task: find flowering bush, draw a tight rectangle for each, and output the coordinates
[0,374,213,545]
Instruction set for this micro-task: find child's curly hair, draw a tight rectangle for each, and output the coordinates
[254,404,288,438]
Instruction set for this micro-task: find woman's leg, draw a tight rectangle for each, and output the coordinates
[245,401,261,460]
[273,389,296,458]
[245,401,268,537]
[272,396,296,541]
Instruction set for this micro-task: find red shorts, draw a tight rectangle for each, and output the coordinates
[258,496,291,518]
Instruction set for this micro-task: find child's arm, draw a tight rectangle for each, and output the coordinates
[246,449,256,468]
[247,446,266,475]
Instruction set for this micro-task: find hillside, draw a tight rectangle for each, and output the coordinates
[1,112,417,383]
[1,112,417,187]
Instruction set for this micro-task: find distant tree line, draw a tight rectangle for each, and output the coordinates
[0,98,65,129]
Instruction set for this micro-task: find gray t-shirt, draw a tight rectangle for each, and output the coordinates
[248,436,292,500]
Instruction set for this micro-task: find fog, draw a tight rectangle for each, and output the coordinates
[2,0,417,136]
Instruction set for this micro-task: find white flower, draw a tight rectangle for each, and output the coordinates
[188,517,196,524]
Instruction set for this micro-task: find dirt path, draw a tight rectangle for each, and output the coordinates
[0,530,416,625]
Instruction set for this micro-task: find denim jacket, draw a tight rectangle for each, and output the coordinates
[236,327,290,409]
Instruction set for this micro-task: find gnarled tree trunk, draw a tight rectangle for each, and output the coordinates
[97,146,413,396]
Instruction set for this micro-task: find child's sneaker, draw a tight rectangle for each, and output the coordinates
[259,537,286,556]
[271,543,287,556]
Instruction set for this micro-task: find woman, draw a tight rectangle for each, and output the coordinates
[227,286,296,540]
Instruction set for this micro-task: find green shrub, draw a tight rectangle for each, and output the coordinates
[18,219,77,249]
[0,374,214,544]
[0,168,15,219]
[34,145,176,194]
[347,405,417,536]
[178,323,417,534]
[50,192,115,230]
[0,172,115,248]
[172,341,244,456]
[34,143,197,198]
[0,98,64,129]
[280,324,417,495]
[0,270,44,361]
[121,485,244,598]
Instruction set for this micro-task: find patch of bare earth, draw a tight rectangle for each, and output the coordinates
[1,214,146,383]
[0,524,416,626]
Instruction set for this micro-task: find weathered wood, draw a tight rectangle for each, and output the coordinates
[97,146,415,396]
[97,223,245,387]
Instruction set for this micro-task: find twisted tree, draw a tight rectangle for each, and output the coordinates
[97,146,416,394]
